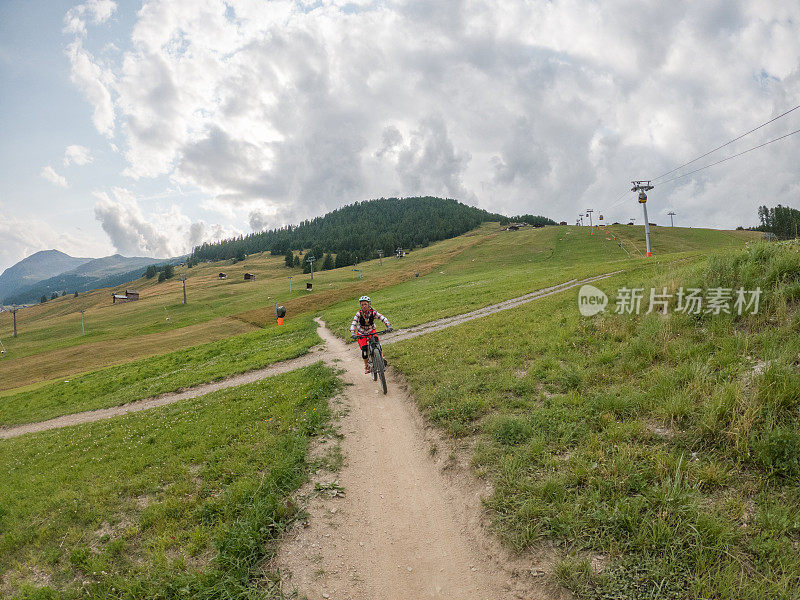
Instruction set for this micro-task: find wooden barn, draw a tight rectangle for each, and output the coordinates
[244,273,256,281]
[112,290,140,304]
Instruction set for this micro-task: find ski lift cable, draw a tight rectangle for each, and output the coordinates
[656,127,800,186]
[652,104,800,182]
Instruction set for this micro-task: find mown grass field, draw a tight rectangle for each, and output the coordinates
[389,241,800,599]
[0,363,340,599]
[0,317,319,427]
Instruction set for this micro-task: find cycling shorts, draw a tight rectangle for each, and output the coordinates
[357,330,376,358]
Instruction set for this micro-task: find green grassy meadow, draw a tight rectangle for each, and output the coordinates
[0,364,340,599]
[320,225,757,339]
[0,229,485,390]
[0,317,320,427]
[389,241,800,599]
[0,221,772,598]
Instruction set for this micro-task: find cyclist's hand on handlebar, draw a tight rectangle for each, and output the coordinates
[387,326,393,332]
[350,333,357,340]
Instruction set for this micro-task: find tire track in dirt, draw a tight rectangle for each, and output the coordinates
[275,321,560,600]
[0,349,324,439]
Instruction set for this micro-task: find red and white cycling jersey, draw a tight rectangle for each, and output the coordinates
[349,308,391,336]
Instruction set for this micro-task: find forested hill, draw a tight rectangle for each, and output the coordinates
[190,197,507,266]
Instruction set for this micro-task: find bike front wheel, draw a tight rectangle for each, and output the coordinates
[373,350,387,394]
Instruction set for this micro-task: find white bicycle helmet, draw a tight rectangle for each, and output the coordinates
[359,295,371,303]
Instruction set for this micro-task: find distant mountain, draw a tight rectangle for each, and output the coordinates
[1,253,176,305]
[67,254,161,278]
[0,250,91,303]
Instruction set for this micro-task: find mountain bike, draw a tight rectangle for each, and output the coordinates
[356,330,389,394]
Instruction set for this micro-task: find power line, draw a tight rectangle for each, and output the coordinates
[657,127,800,186]
[653,104,800,182]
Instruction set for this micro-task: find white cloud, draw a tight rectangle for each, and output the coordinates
[66,39,116,137]
[64,0,800,230]
[93,187,240,257]
[64,145,93,166]
[41,166,68,188]
[64,0,117,36]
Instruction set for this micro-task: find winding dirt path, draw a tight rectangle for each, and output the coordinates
[275,321,556,599]
[0,349,324,439]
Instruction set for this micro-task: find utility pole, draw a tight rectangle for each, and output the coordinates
[80,310,85,335]
[306,255,316,280]
[586,209,594,235]
[180,275,187,304]
[667,211,676,227]
[288,275,293,292]
[11,305,17,338]
[378,249,384,265]
[631,180,654,257]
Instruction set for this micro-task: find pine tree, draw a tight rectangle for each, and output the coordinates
[322,253,334,270]
[285,250,294,268]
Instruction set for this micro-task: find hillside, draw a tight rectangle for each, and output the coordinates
[189,196,506,265]
[0,223,756,392]
[4,223,789,600]
[0,250,90,303]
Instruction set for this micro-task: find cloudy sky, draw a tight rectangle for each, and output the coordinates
[1,0,799,272]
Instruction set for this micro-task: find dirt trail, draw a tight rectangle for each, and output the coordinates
[0,349,324,440]
[275,321,556,600]
[382,271,620,345]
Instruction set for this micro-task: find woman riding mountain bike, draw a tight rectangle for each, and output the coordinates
[349,296,392,374]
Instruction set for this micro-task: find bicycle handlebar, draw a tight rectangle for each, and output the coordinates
[354,330,390,338]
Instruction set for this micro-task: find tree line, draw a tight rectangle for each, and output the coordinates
[188,197,508,268]
[502,214,558,227]
[755,204,800,239]
[144,264,175,282]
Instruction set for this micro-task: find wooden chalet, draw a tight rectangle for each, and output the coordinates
[112,289,140,304]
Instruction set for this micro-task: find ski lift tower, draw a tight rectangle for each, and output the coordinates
[631,180,654,257]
